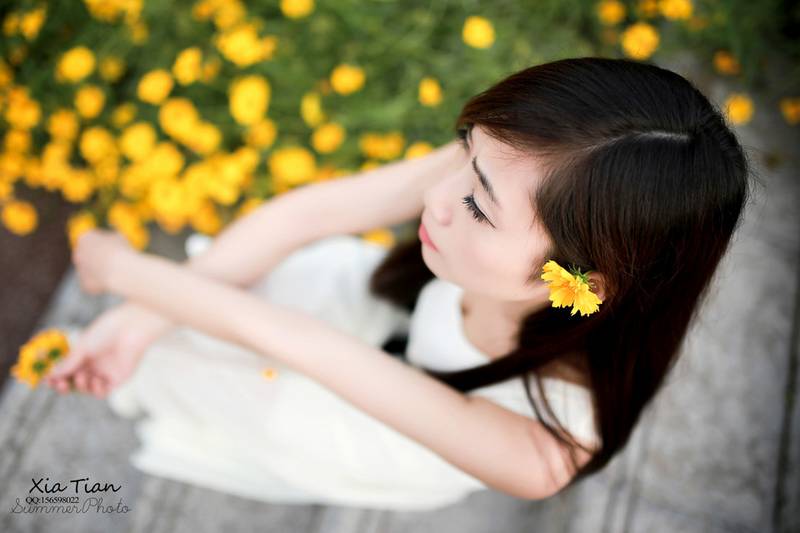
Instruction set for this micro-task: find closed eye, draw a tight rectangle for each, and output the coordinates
[462,193,490,225]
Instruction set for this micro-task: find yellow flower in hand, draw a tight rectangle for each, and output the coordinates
[541,260,603,317]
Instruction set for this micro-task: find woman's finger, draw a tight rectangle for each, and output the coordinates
[89,375,105,398]
[74,370,90,393]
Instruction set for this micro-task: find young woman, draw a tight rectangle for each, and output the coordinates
[45,57,754,511]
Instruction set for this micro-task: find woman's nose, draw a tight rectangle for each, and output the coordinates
[423,173,454,226]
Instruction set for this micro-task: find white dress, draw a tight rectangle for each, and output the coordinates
[62,234,600,511]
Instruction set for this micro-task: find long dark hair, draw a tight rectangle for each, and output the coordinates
[368,57,759,492]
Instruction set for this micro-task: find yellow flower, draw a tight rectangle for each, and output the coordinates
[66,210,97,248]
[111,102,136,128]
[3,12,19,36]
[724,93,754,125]
[10,328,70,388]
[79,126,116,164]
[235,196,264,218]
[74,85,105,119]
[244,118,277,148]
[61,168,95,203]
[261,367,279,380]
[4,87,41,129]
[229,75,270,125]
[779,97,800,125]
[540,260,603,317]
[0,60,13,87]
[130,21,148,44]
[201,57,222,82]
[215,23,269,67]
[213,1,246,30]
[620,21,659,60]
[596,0,626,25]
[190,199,222,235]
[185,122,222,155]
[636,0,660,18]
[281,0,314,19]
[405,141,434,159]
[56,46,96,83]
[268,146,317,187]
[20,6,46,41]
[462,16,495,49]
[99,56,125,82]
[358,131,405,160]
[120,122,157,161]
[330,64,365,95]
[158,97,200,141]
[300,91,326,127]
[2,199,38,235]
[173,47,203,85]
[657,0,692,20]
[418,77,442,107]
[362,228,395,248]
[713,50,741,76]
[137,69,174,105]
[311,122,345,154]
[5,129,32,153]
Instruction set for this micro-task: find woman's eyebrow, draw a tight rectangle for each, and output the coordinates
[467,127,502,209]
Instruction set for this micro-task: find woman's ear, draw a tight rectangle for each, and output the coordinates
[586,272,608,303]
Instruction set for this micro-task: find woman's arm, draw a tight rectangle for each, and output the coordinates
[104,248,587,500]
[185,139,466,288]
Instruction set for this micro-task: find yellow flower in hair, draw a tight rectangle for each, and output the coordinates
[541,260,603,317]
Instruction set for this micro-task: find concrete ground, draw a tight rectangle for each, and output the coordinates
[0,54,798,532]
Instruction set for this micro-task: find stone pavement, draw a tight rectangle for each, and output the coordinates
[0,54,798,532]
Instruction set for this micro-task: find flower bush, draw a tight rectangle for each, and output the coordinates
[0,0,796,249]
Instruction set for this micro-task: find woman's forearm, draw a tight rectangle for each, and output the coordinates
[182,139,462,288]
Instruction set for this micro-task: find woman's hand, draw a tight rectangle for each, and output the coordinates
[44,303,174,398]
[72,228,135,295]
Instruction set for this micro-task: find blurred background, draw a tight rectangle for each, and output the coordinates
[0,0,798,532]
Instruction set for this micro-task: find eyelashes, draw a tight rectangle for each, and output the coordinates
[461,193,489,224]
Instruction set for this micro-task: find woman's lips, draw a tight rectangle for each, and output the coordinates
[418,222,439,251]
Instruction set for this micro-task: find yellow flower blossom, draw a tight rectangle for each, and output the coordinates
[405,141,434,159]
[190,199,223,235]
[244,118,277,148]
[3,12,19,36]
[713,50,741,76]
[61,168,95,203]
[99,56,125,82]
[215,22,269,67]
[0,60,13,87]
[5,129,32,153]
[596,0,626,25]
[540,260,603,317]
[636,0,660,18]
[74,85,105,119]
[4,87,41,129]
[173,47,203,85]
[779,97,800,125]
[120,122,157,161]
[358,131,405,160]
[462,16,495,49]
[20,6,46,41]
[2,199,38,235]
[658,0,692,20]
[418,77,442,107]
[79,126,116,164]
[201,57,222,82]
[10,328,70,388]
[330,64,365,95]
[229,75,270,125]
[281,0,314,19]
[235,196,264,219]
[56,46,96,83]
[724,93,754,125]
[268,146,317,187]
[620,21,659,60]
[158,97,200,142]
[311,122,345,154]
[213,1,246,30]
[66,210,97,248]
[111,102,136,128]
[137,69,174,105]
[300,91,326,127]
[362,228,395,248]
